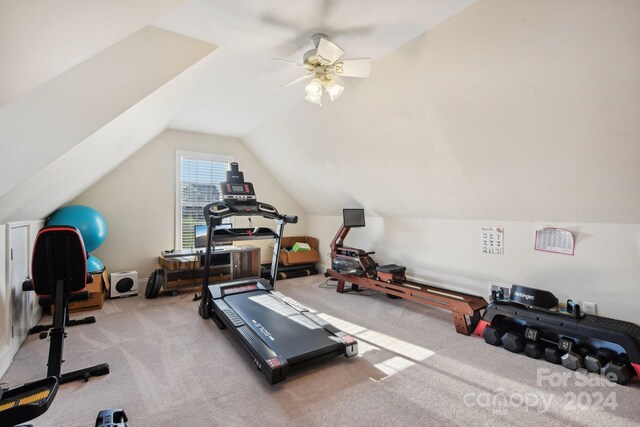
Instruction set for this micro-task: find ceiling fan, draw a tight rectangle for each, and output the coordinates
[273,34,372,105]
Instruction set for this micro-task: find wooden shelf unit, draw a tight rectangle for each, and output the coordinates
[158,246,261,293]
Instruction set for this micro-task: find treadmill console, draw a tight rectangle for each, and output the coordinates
[203,162,298,225]
[221,162,256,202]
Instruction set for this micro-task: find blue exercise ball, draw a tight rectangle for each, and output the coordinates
[47,205,108,252]
[86,255,105,274]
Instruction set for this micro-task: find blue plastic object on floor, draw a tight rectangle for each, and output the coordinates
[86,255,105,274]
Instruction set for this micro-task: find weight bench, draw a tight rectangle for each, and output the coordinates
[1,226,109,426]
[23,226,109,384]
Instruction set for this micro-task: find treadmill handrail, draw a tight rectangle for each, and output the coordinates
[203,201,298,226]
[199,199,298,320]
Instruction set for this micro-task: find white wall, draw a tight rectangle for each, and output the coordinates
[0,225,9,376]
[242,0,640,323]
[0,220,44,378]
[27,221,45,327]
[244,0,640,223]
[309,215,640,324]
[71,129,306,279]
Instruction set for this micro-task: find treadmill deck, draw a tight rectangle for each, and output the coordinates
[221,290,342,362]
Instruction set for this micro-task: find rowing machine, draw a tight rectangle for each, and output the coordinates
[325,209,487,335]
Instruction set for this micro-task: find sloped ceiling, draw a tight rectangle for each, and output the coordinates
[0,0,188,108]
[0,26,215,223]
[0,0,480,225]
[155,0,478,137]
[2,0,638,226]
[243,0,640,223]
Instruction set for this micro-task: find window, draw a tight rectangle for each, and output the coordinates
[175,151,233,249]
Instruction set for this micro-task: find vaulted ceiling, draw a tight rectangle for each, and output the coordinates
[0,0,478,223]
[243,1,640,223]
[1,0,639,225]
[155,0,477,136]
[0,2,214,223]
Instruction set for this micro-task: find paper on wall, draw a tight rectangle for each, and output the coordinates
[535,228,574,255]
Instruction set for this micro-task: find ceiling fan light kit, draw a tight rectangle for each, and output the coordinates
[304,78,324,104]
[325,76,345,101]
[274,34,372,106]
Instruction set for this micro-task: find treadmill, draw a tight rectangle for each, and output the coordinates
[198,163,358,384]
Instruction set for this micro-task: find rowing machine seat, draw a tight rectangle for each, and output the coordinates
[375,264,406,282]
[376,264,406,274]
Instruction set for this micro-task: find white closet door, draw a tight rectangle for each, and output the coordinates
[9,224,30,357]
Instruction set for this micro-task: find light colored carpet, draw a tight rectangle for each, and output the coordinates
[2,276,639,426]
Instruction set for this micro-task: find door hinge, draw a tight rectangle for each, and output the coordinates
[10,248,13,261]
[11,325,14,338]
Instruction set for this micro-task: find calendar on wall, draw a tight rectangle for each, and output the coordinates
[535,228,575,255]
[481,227,503,255]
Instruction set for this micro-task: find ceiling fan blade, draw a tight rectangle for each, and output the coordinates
[283,74,313,87]
[335,58,372,78]
[271,58,302,66]
[317,37,344,65]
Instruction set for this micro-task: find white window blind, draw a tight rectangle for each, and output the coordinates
[177,153,231,248]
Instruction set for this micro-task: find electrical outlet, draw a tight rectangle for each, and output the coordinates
[488,282,511,299]
[583,301,597,315]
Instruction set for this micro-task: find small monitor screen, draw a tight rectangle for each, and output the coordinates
[231,184,245,192]
[194,225,208,247]
[343,209,365,228]
[194,224,232,247]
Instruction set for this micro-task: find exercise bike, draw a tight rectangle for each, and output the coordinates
[325,209,487,335]
[0,226,109,427]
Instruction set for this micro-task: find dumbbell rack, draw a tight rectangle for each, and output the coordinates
[475,291,640,385]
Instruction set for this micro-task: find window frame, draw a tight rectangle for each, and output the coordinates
[175,150,234,249]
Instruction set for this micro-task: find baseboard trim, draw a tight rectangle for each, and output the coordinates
[0,306,42,380]
[0,344,11,379]
[30,304,42,330]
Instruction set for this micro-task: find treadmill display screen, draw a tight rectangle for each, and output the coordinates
[343,209,365,228]
[231,184,245,192]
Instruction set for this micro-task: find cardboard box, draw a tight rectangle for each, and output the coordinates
[53,270,110,313]
[279,236,320,266]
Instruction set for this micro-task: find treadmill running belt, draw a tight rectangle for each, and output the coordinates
[223,291,341,362]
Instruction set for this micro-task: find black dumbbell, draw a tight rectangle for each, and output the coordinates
[561,351,584,371]
[483,325,506,346]
[525,342,544,359]
[523,327,543,359]
[558,338,583,370]
[584,348,616,373]
[603,361,632,385]
[544,347,563,364]
[502,330,525,353]
[524,327,540,342]
[558,337,576,353]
